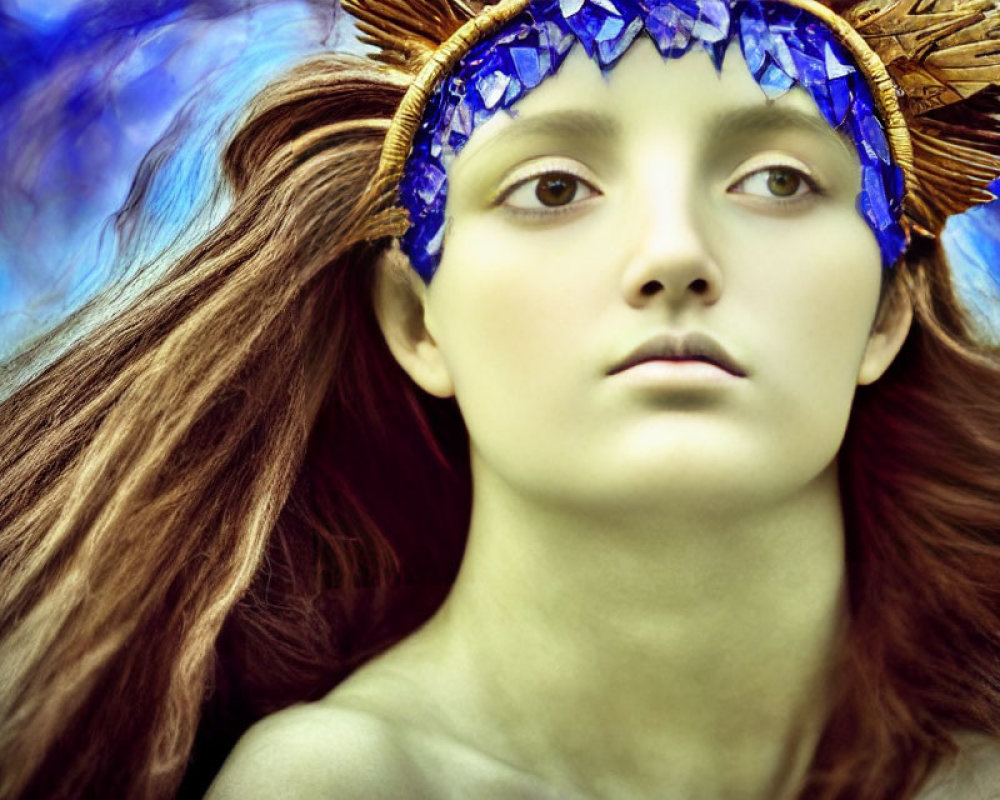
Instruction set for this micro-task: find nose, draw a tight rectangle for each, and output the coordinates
[619,164,723,311]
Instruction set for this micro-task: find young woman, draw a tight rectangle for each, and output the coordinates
[2,1,1000,798]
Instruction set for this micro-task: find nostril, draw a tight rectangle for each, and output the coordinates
[637,277,711,298]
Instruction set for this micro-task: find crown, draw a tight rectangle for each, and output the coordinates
[343,0,1000,242]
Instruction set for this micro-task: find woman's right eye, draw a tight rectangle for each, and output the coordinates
[497,169,601,216]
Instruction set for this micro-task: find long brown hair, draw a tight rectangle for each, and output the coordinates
[1,50,999,800]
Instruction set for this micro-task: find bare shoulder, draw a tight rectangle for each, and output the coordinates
[203,701,428,800]
[917,733,1000,800]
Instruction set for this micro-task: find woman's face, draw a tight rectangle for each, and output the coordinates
[395,36,908,514]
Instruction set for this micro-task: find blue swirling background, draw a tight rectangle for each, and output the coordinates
[1,0,999,360]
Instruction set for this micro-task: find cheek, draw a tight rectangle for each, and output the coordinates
[739,205,881,347]
[431,218,608,366]
[740,217,882,435]
[427,227,577,400]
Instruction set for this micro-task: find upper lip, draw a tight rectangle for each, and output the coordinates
[608,331,747,377]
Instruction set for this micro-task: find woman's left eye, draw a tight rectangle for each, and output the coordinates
[729,166,821,202]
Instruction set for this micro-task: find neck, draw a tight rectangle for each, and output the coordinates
[413,460,849,800]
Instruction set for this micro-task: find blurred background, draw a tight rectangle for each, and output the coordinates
[1,0,999,364]
[0,0,369,363]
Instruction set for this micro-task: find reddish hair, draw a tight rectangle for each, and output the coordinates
[0,53,998,800]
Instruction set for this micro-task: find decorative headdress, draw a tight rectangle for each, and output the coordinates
[342,0,1000,281]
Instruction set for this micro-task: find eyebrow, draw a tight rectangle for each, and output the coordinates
[710,105,857,159]
[458,103,858,167]
[457,109,621,167]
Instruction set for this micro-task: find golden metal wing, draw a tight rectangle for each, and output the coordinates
[838,0,1000,233]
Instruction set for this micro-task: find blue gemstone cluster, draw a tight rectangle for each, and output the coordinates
[397,0,907,281]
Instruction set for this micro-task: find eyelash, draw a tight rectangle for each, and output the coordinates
[494,161,825,219]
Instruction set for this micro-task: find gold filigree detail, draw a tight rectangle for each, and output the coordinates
[838,0,1000,232]
[842,0,1000,114]
[341,0,483,71]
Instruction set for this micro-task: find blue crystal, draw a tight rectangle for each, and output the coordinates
[810,85,837,128]
[414,162,446,205]
[436,97,457,130]
[880,225,906,269]
[645,4,695,55]
[851,87,875,122]
[543,18,576,54]
[452,101,473,136]
[672,0,700,16]
[425,86,445,113]
[428,184,447,217]
[860,113,891,164]
[597,15,643,64]
[823,41,854,79]
[765,33,797,78]
[477,49,506,75]
[767,10,800,35]
[596,15,625,40]
[854,116,881,162]
[540,19,563,46]
[503,73,523,104]
[564,2,607,49]
[537,47,552,74]
[426,218,446,257]
[782,27,807,54]
[790,47,826,87]
[590,0,623,14]
[476,70,511,109]
[691,0,729,43]
[828,76,851,125]
[559,0,585,14]
[738,12,768,75]
[495,20,529,47]
[702,37,729,72]
[856,191,873,229]
[863,164,893,230]
[758,62,794,98]
[446,114,471,150]
[799,19,829,51]
[510,46,543,88]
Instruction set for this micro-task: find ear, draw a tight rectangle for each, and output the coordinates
[372,240,455,398]
[857,280,913,386]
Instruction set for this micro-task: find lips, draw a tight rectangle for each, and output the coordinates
[608,331,747,378]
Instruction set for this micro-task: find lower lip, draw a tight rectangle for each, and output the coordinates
[614,360,741,385]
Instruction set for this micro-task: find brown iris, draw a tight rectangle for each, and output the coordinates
[535,172,578,206]
[767,168,802,197]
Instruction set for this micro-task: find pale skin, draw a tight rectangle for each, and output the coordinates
[207,37,1000,799]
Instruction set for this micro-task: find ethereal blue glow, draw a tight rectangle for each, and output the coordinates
[0,0,360,355]
[943,176,1000,344]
